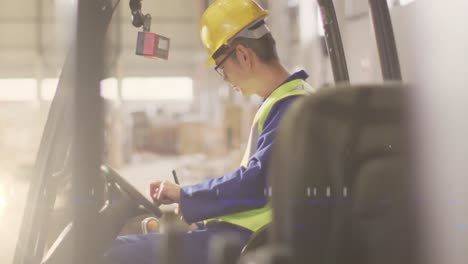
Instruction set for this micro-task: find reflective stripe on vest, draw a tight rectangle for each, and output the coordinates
[205,79,314,232]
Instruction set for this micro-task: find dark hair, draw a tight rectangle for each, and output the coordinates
[230,33,279,64]
[212,20,280,64]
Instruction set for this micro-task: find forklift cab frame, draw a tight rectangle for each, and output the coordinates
[12,0,405,263]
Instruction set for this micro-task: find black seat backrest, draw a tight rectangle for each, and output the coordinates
[269,83,419,264]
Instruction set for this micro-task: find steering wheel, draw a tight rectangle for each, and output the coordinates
[101,164,163,218]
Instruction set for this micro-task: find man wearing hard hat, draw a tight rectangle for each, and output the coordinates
[104,0,314,263]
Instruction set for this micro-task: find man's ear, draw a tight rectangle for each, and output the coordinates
[236,44,253,68]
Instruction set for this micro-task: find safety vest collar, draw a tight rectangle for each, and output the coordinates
[254,79,313,133]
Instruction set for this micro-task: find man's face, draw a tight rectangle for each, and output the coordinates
[214,47,255,96]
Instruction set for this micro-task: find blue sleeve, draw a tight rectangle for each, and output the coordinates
[179,96,301,224]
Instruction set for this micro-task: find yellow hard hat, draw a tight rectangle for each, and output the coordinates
[200,0,268,67]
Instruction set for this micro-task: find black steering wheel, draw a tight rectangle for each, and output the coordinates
[41,165,163,264]
[101,164,163,218]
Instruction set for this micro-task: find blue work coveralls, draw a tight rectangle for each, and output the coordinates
[103,70,310,264]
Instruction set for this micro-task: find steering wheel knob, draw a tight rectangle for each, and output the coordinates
[141,217,159,234]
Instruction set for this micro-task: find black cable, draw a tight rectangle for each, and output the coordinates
[129,0,144,28]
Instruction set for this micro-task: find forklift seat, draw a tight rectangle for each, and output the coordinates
[261,83,420,264]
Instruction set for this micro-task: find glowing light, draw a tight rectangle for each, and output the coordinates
[41,78,59,100]
[101,78,119,100]
[0,79,37,101]
[121,77,193,101]
[317,8,324,37]
[398,0,415,6]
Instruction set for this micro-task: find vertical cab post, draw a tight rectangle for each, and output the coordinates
[317,0,350,83]
[368,0,402,81]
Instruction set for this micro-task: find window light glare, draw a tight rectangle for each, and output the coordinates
[100,78,119,100]
[41,78,59,101]
[0,79,37,101]
[317,7,325,37]
[121,77,193,101]
[399,0,414,6]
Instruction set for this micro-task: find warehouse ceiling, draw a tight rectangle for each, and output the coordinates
[0,0,208,78]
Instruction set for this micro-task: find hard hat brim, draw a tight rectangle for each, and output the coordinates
[206,57,216,67]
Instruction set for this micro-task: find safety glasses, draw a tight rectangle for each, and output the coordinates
[214,49,236,78]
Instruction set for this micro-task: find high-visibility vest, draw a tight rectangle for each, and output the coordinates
[205,79,314,232]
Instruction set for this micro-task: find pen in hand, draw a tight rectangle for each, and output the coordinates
[172,169,180,185]
[151,170,181,207]
[172,169,203,228]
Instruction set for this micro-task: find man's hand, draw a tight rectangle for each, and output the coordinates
[174,204,184,221]
[149,180,181,205]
